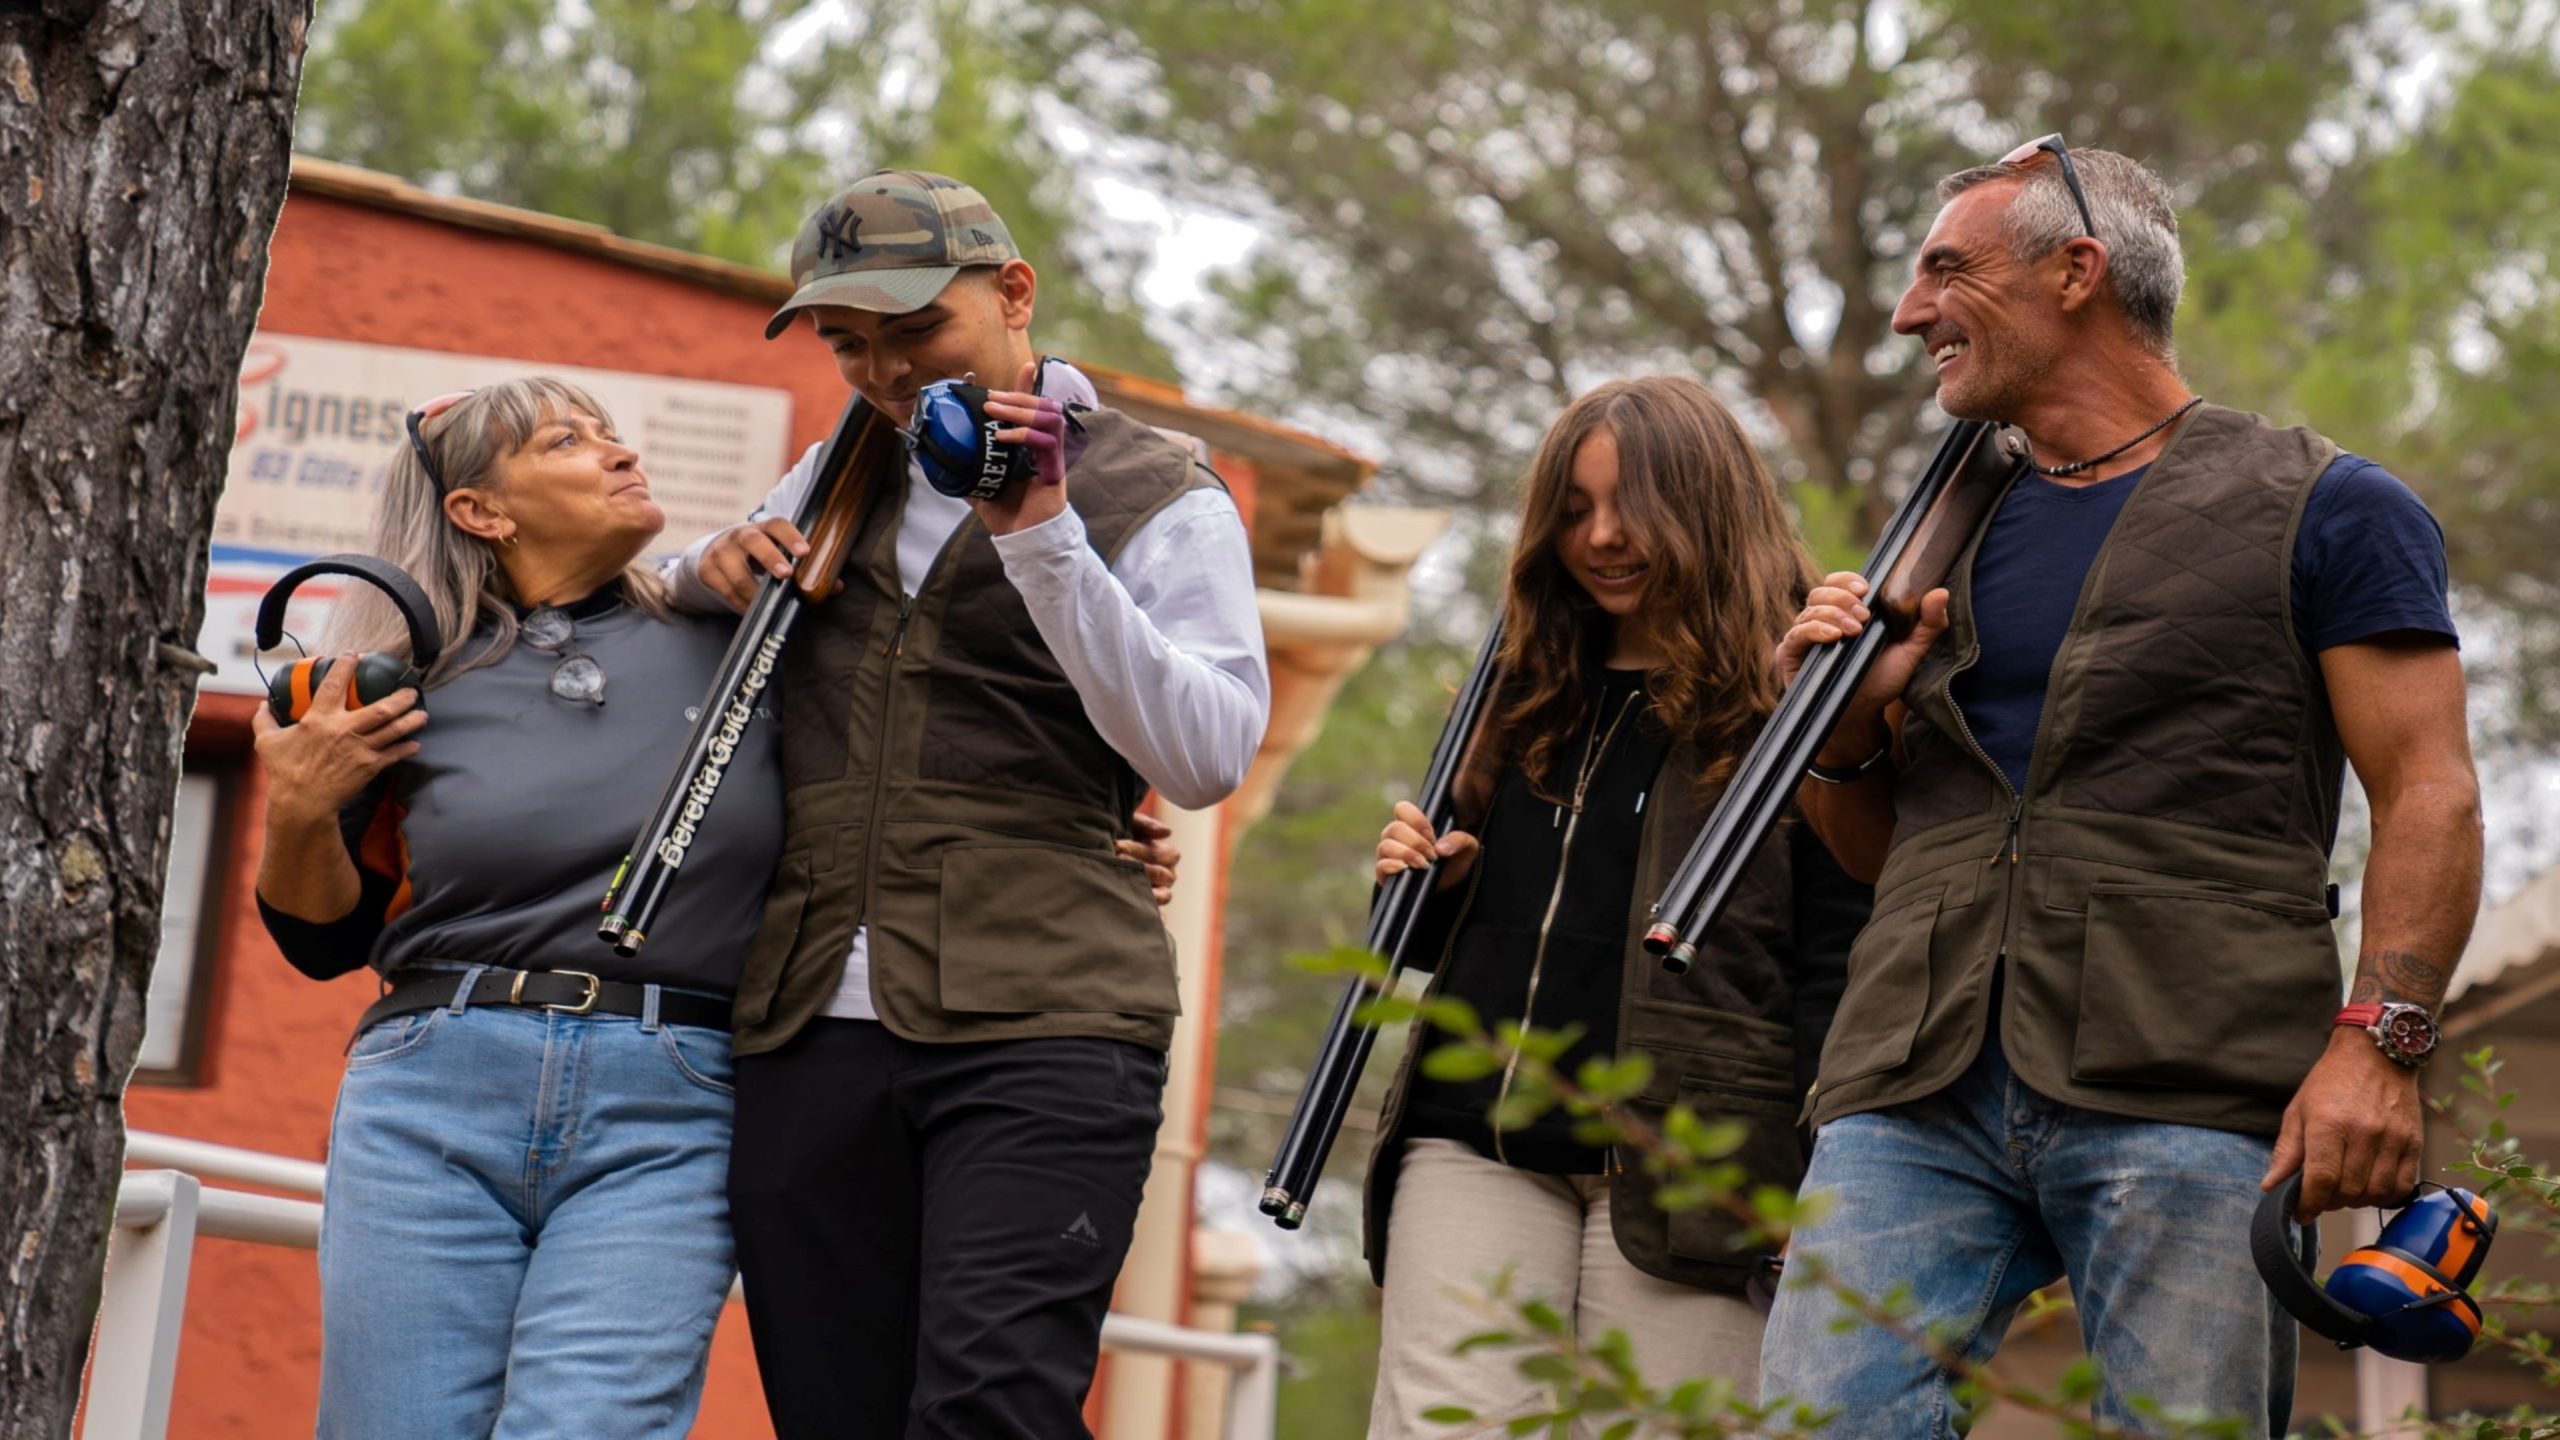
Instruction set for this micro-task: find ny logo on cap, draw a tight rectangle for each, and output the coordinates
[814,206,864,263]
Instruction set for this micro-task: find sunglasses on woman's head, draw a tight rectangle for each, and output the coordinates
[405,390,476,491]
[1999,133,2097,240]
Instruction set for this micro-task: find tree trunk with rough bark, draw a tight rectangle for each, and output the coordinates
[0,0,308,1429]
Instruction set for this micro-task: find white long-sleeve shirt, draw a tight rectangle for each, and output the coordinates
[668,361,1269,1019]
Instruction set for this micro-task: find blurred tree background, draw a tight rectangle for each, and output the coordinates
[292,1,2560,1427]
[294,0,1174,372]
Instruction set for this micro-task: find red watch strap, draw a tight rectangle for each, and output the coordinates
[2335,1003,2385,1028]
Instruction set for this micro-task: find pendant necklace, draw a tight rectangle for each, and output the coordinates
[2032,396,2202,478]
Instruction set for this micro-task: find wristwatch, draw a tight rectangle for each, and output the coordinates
[2336,1002,2440,1068]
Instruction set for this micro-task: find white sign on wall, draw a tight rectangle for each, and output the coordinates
[203,333,795,696]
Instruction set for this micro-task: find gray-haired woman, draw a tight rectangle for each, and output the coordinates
[252,376,770,1438]
[253,378,1184,1438]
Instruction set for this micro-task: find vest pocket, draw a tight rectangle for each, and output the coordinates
[2070,882,2338,1097]
[1815,888,1942,1087]
[935,840,1181,1016]
[1664,1076,1804,1267]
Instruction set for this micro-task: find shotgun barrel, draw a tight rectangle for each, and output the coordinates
[1259,615,1508,1230]
[598,393,895,957]
[1644,419,2023,972]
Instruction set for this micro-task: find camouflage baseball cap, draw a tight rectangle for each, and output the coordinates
[763,170,1019,339]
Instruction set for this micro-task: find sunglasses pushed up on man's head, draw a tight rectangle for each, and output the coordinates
[1999,133,2097,239]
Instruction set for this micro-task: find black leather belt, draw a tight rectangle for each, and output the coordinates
[357,966,735,1035]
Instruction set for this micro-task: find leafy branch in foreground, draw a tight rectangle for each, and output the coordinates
[2421,1047,2560,1430]
[1309,951,2560,1439]
[1306,947,2241,1439]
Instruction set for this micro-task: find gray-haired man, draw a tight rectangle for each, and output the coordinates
[1759,140,2480,1433]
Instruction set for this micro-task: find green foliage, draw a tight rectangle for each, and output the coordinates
[295,0,1174,376]
[2174,3,2560,727]
[1027,0,2560,713]
[1244,1288,1384,1440]
[1032,0,2361,507]
[1351,982,2560,1436]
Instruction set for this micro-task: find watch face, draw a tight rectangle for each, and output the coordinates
[2381,1006,2439,1062]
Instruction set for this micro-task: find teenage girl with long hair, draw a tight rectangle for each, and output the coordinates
[1361,375,1871,1436]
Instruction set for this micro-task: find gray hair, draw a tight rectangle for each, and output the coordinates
[1938,146,2184,357]
[323,376,674,685]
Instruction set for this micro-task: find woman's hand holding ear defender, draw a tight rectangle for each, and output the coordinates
[1376,800,1479,892]
[253,657,426,824]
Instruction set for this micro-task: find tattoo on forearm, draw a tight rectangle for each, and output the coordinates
[2353,948,2450,1008]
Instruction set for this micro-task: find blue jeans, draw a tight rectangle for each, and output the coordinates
[1761,1036,2295,1437]
[315,970,737,1439]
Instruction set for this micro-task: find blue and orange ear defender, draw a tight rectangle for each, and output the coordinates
[255,555,443,725]
[2252,1173,2497,1364]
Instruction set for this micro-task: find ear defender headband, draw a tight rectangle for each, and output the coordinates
[905,357,1081,501]
[2251,1173,2496,1365]
[255,554,444,725]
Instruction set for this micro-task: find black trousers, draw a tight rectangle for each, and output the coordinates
[729,1019,1165,1439]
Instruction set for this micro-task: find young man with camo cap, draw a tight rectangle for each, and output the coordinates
[673,171,1269,1437]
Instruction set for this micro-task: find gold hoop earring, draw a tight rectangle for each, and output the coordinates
[502,531,520,549]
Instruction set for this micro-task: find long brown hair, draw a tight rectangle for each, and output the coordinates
[1491,375,1814,801]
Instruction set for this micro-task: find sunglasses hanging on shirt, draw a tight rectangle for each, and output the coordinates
[521,605,606,706]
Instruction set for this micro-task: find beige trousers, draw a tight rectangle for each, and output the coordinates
[1367,1138,1763,1439]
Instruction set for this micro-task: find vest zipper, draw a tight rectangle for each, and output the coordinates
[848,497,975,944]
[1937,646,2019,864]
[1935,646,2028,973]
[851,595,920,936]
[884,595,914,657]
[1492,694,1640,1165]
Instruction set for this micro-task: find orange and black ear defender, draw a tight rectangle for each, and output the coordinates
[255,555,443,724]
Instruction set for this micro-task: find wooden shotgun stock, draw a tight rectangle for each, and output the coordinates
[793,408,903,603]
[1874,424,2023,632]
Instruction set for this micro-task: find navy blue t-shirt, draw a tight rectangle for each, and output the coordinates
[1953,455,2457,792]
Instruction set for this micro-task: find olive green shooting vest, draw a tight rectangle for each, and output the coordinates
[731,408,1222,1056]
[1813,404,2348,1136]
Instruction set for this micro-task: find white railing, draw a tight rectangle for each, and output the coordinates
[91,1131,1280,1440]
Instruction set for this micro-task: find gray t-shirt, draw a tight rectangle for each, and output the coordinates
[263,590,783,995]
